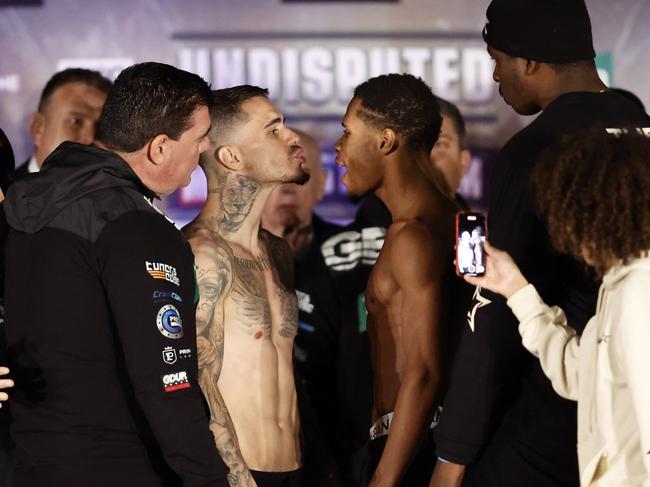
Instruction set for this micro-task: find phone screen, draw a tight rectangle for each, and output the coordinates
[456,212,487,277]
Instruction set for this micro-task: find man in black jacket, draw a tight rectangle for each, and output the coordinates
[431,1,650,486]
[3,62,228,487]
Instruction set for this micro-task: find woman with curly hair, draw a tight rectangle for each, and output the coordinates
[466,130,650,487]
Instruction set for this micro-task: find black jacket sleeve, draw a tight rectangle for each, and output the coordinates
[94,210,228,487]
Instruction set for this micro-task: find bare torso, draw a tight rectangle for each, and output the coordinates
[366,221,407,421]
[365,213,454,423]
[189,226,300,472]
[219,236,299,471]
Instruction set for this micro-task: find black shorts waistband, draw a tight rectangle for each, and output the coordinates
[250,467,302,487]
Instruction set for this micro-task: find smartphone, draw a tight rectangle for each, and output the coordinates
[455,212,487,277]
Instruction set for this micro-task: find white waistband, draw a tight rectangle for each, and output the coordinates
[369,406,442,441]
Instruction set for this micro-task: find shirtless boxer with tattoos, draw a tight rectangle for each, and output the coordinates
[184,86,309,487]
[335,74,460,486]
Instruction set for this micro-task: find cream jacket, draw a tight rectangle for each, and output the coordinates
[507,255,650,487]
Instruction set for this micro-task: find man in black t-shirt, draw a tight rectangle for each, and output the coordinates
[431,1,650,486]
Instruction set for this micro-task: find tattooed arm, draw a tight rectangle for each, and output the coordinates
[188,231,257,487]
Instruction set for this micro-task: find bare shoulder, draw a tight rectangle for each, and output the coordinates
[184,221,213,244]
[391,220,448,256]
[184,224,234,267]
[189,226,235,319]
[390,220,449,283]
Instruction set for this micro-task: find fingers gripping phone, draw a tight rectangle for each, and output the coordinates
[455,212,487,277]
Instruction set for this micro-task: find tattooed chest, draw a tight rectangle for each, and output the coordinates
[229,255,298,341]
[272,285,298,339]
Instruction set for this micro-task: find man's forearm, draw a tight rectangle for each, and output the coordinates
[370,371,439,486]
[198,369,252,486]
[208,387,249,474]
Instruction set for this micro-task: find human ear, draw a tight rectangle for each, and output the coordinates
[30,113,45,148]
[379,128,397,155]
[216,145,241,171]
[147,134,168,166]
[524,59,542,76]
[459,149,472,178]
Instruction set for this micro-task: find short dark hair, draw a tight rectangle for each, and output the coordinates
[534,130,650,277]
[38,68,112,113]
[353,74,442,155]
[96,62,212,153]
[209,85,269,141]
[435,96,468,150]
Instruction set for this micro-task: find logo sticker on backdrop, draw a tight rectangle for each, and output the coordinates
[175,37,496,115]
[146,261,180,286]
[156,304,184,339]
[162,371,190,392]
[162,346,178,365]
[179,348,192,359]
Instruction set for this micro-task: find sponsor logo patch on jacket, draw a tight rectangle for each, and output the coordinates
[146,261,180,286]
[162,371,190,392]
[156,304,184,339]
[162,346,192,364]
[162,346,178,365]
[153,290,183,302]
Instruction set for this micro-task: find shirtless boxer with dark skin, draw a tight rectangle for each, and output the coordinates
[335,74,458,487]
[184,86,309,487]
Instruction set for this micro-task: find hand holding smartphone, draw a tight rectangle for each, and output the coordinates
[455,212,487,277]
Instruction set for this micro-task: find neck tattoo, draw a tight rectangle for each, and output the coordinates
[207,171,261,233]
